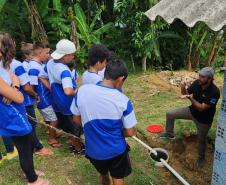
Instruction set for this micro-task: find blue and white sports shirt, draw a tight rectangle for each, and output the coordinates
[70,83,137,160]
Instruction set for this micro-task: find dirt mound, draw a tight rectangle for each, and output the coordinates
[140,74,179,92]
[158,71,197,87]
[138,70,223,94]
[137,133,214,185]
[138,71,198,94]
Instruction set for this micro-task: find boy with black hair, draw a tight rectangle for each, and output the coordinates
[98,51,117,79]
[71,58,137,185]
[82,44,109,85]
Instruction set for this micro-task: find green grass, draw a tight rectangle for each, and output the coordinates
[0,71,223,184]
[0,130,160,185]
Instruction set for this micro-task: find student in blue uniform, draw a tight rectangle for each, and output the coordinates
[10,49,52,156]
[21,41,34,72]
[52,61,79,135]
[68,61,79,84]
[28,42,61,148]
[40,39,84,154]
[82,44,109,85]
[71,58,137,185]
[0,32,50,185]
[0,136,18,161]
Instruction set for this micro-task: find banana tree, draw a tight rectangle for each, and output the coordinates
[132,11,184,71]
[186,23,208,70]
[68,6,80,50]
[206,30,225,66]
[74,3,113,63]
[23,0,49,45]
[36,0,70,42]
[74,3,113,47]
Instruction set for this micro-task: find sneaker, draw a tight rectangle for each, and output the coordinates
[69,145,75,152]
[196,158,206,168]
[159,132,175,140]
[6,147,18,160]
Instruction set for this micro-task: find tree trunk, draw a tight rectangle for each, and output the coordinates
[25,0,49,45]
[187,41,193,71]
[187,55,192,71]
[206,36,218,66]
[192,50,200,69]
[206,32,224,66]
[130,54,135,73]
[224,52,226,67]
[142,56,147,72]
[68,7,80,50]
[70,20,80,51]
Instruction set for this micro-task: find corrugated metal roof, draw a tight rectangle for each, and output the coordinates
[145,0,226,31]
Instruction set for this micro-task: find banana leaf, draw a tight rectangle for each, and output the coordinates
[0,0,6,12]
[36,0,49,18]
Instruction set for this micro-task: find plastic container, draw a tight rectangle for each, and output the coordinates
[150,148,169,167]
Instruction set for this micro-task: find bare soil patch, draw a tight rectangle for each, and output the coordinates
[136,132,214,185]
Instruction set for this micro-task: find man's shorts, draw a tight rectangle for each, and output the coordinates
[87,149,132,179]
[39,105,57,122]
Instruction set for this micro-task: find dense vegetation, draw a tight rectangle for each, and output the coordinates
[0,0,225,71]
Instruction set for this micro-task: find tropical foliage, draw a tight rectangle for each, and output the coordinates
[0,0,225,71]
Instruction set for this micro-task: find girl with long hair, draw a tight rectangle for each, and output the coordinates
[0,32,50,185]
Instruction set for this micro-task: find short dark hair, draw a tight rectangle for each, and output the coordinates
[104,58,128,80]
[33,42,49,50]
[106,51,117,63]
[21,41,34,55]
[87,44,109,67]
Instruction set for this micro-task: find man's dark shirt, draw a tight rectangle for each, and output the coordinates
[187,80,220,124]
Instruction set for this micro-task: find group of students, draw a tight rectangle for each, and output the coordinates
[0,32,137,185]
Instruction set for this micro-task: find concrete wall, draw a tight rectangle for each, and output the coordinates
[212,70,226,185]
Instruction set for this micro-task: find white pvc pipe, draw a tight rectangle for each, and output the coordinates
[132,136,190,185]
[160,159,190,185]
[132,136,158,156]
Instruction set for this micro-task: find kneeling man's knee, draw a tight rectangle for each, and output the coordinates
[166,110,175,119]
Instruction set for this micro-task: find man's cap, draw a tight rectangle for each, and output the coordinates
[51,39,76,60]
[199,67,214,78]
